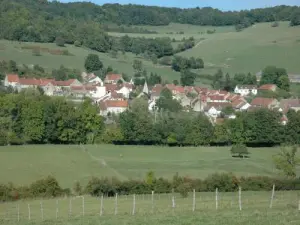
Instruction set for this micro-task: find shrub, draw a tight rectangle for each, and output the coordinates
[55,36,65,47]
[30,176,63,198]
[74,40,81,47]
[73,181,82,195]
[177,183,190,198]
[230,144,249,158]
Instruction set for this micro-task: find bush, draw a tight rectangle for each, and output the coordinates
[74,40,81,47]
[230,144,249,158]
[55,36,65,47]
[30,176,64,198]
[73,181,82,195]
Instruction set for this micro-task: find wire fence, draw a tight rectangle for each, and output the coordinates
[0,188,299,223]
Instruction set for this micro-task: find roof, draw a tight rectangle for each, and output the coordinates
[111,91,123,99]
[122,83,133,90]
[208,95,226,101]
[19,78,40,86]
[151,84,163,94]
[280,99,300,108]
[194,87,208,94]
[174,86,185,94]
[53,79,77,87]
[105,84,118,92]
[6,74,20,83]
[70,85,97,92]
[251,97,275,107]
[100,100,128,110]
[258,84,277,90]
[232,99,248,109]
[39,79,54,86]
[105,74,122,81]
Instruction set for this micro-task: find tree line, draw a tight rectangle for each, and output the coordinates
[1,171,300,202]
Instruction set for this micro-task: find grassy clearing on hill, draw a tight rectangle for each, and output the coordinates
[1,191,300,225]
[0,22,299,83]
[0,145,293,188]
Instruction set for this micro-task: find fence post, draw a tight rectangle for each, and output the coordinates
[82,196,85,217]
[192,189,196,212]
[17,204,20,222]
[172,195,176,210]
[100,195,104,216]
[28,204,31,221]
[269,184,275,209]
[69,198,72,217]
[114,193,118,215]
[151,191,154,213]
[132,194,136,216]
[298,200,300,211]
[56,200,59,219]
[40,201,44,220]
[238,186,242,211]
[215,188,218,210]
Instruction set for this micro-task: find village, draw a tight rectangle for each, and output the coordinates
[3,72,299,125]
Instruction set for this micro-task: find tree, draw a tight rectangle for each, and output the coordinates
[260,66,289,90]
[55,36,65,47]
[8,60,18,73]
[180,70,196,86]
[273,146,300,178]
[290,10,300,26]
[223,73,233,91]
[73,181,82,195]
[173,80,179,85]
[84,54,103,73]
[132,60,143,76]
[212,69,223,89]
[156,88,182,112]
[230,144,249,158]
[222,106,234,116]
[74,40,81,47]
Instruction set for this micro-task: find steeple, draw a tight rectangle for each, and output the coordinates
[142,81,149,94]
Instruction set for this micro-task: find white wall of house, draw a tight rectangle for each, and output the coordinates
[234,86,257,96]
[240,102,251,111]
[4,77,18,88]
[117,86,131,98]
[107,107,127,114]
[91,86,106,98]
[42,83,55,96]
[89,77,103,86]
[207,107,221,118]
[148,100,156,111]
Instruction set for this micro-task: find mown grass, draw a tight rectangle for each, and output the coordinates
[1,191,300,225]
[0,145,294,188]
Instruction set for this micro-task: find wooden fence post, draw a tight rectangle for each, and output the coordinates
[28,204,31,221]
[215,188,218,210]
[40,201,44,220]
[82,196,85,216]
[100,195,104,216]
[192,189,196,212]
[69,198,72,217]
[172,195,176,210]
[114,193,118,215]
[269,184,275,209]
[56,200,59,219]
[238,187,242,211]
[151,191,154,213]
[132,194,136,216]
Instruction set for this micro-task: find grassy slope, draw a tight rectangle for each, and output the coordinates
[178,22,300,75]
[0,145,293,188]
[0,22,299,83]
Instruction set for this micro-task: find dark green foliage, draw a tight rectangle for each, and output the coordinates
[84,54,103,73]
[156,88,182,113]
[180,70,196,86]
[73,181,83,195]
[272,21,279,27]
[74,40,81,47]
[233,73,257,85]
[230,144,249,158]
[0,94,104,145]
[260,66,290,91]
[290,10,300,26]
[172,56,204,72]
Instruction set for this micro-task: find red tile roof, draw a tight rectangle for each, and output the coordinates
[19,78,40,86]
[105,84,118,92]
[6,74,19,83]
[111,91,123,99]
[100,100,128,109]
[251,97,275,107]
[53,79,77,87]
[105,74,122,81]
[174,86,185,94]
[39,79,54,86]
[258,84,277,91]
[208,95,226,101]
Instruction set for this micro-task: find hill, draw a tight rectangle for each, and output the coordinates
[0,144,292,188]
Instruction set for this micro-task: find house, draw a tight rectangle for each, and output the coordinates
[4,74,19,88]
[105,84,118,93]
[104,74,124,84]
[148,100,156,111]
[204,102,231,118]
[279,99,300,113]
[117,85,132,98]
[258,84,277,92]
[53,79,82,88]
[99,100,128,116]
[165,84,185,96]
[206,94,228,103]
[191,96,206,112]
[231,98,251,111]
[150,84,163,101]
[234,85,257,96]
[251,97,279,109]
[179,94,192,109]
[87,76,104,86]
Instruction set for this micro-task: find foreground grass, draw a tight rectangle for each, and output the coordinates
[1,191,299,225]
[0,145,289,187]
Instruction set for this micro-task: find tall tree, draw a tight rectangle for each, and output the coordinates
[84,54,103,73]
[180,70,196,86]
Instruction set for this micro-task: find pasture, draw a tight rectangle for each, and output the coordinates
[1,191,300,225]
[1,22,300,84]
[0,145,290,188]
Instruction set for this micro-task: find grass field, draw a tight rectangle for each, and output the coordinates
[1,22,299,84]
[0,145,294,188]
[1,191,300,225]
